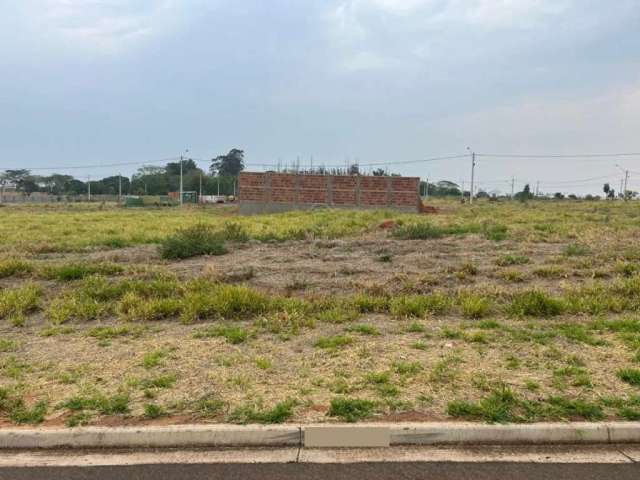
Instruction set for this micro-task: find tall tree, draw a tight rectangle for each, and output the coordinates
[210,149,245,176]
[0,169,30,190]
[166,159,198,176]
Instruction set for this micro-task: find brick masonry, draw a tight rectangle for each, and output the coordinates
[238,172,420,213]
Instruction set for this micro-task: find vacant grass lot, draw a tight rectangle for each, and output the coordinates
[1,199,640,426]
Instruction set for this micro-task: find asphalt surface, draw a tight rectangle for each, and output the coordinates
[0,462,639,480]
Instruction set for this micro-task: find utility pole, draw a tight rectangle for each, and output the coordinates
[87,175,91,202]
[179,153,184,206]
[511,177,515,199]
[617,164,629,200]
[425,178,429,200]
[118,173,122,202]
[467,148,476,204]
[180,149,188,206]
[199,173,202,203]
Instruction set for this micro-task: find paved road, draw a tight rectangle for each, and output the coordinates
[1,462,639,480]
[0,446,638,479]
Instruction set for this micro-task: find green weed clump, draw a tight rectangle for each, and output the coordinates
[0,283,41,325]
[508,290,564,318]
[390,293,452,318]
[447,386,604,423]
[327,397,377,422]
[315,335,353,350]
[42,262,123,281]
[496,254,529,266]
[458,293,492,319]
[193,325,250,344]
[159,224,227,260]
[118,293,181,322]
[563,243,590,257]
[61,393,130,415]
[345,324,380,336]
[617,368,640,386]
[180,282,270,323]
[0,259,33,278]
[144,403,166,418]
[227,399,296,424]
[0,388,47,424]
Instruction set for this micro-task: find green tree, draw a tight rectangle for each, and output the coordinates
[210,149,245,177]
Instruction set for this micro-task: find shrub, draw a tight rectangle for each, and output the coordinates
[508,290,564,317]
[159,224,228,260]
[327,397,376,422]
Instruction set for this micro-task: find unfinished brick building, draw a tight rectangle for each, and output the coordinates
[238,172,421,214]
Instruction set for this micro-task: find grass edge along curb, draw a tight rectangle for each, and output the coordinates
[1,422,640,449]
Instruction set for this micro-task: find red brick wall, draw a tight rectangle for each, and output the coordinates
[238,172,419,211]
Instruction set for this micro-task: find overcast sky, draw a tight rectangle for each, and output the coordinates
[1,0,639,194]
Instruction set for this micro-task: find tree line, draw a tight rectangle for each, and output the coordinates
[0,149,246,197]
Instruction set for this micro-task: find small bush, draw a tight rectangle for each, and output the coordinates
[160,224,228,260]
[327,397,376,422]
[508,290,564,317]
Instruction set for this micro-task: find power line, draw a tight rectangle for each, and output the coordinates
[0,157,180,171]
[476,152,640,159]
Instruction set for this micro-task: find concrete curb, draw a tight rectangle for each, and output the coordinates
[0,422,639,449]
